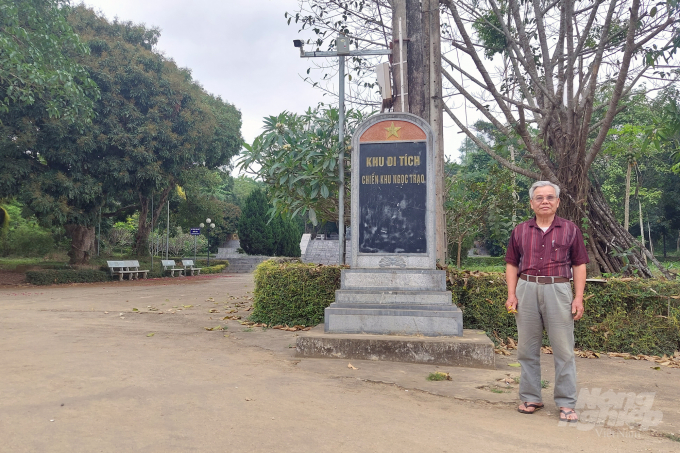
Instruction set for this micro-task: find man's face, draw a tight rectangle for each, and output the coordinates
[530,185,560,217]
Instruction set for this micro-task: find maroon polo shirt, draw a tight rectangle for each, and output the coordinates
[505,216,589,278]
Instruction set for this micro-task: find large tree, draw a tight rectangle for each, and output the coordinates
[286,0,680,277]
[0,7,242,263]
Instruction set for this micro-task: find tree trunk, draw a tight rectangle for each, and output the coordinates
[65,224,95,265]
[457,235,463,268]
[624,162,631,231]
[134,186,172,256]
[558,180,674,279]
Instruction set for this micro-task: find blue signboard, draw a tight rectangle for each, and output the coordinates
[190,228,201,235]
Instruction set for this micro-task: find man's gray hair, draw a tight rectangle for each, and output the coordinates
[529,181,561,199]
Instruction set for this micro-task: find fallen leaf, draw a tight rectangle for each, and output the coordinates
[132,308,138,312]
[209,309,218,313]
[494,348,510,355]
[508,363,521,367]
[541,346,553,354]
[146,332,155,337]
[348,363,358,370]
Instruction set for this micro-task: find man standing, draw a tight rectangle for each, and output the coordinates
[505,181,588,423]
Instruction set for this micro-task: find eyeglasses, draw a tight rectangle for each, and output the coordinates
[533,196,557,202]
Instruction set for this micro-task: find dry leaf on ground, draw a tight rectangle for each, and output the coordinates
[347,363,358,370]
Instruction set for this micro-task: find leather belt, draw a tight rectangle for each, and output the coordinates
[520,274,569,284]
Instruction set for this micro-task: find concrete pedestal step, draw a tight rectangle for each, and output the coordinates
[324,303,462,336]
[335,289,452,305]
[296,326,495,369]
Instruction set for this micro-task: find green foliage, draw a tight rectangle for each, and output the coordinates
[239,106,367,225]
[148,228,207,257]
[472,8,508,60]
[271,215,302,257]
[238,188,274,255]
[0,205,8,236]
[0,200,56,256]
[2,225,55,257]
[200,263,228,274]
[250,260,342,326]
[445,165,519,267]
[0,0,99,122]
[446,268,680,356]
[231,176,265,208]
[26,268,110,285]
[460,256,506,268]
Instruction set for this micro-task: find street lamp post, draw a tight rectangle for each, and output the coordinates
[293,37,391,265]
[201,218,216,266]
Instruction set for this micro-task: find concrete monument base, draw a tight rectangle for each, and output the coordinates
[296,326,495,369]
[325,269,463,336]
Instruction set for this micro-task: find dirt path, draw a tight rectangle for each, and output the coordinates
[0,274,678,452]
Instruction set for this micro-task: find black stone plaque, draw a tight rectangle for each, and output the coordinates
[358,141,427,253]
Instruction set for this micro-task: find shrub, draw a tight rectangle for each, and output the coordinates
[201,263,228,274]
[250,260,342,326]
[459,256,506,268]
[1,225,54,257]
[26,269,110,285]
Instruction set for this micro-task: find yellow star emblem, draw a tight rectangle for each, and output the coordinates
[385,122,401,139]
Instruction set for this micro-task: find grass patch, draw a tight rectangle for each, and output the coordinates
[426,372,451,381]
[663,433,680,442]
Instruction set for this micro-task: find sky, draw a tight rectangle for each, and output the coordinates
[81,0,465,168]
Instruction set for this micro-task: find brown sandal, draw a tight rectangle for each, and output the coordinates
[518,402,544,414]
[559,408,578,423]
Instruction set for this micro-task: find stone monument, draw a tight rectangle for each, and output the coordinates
[324,112,462,336]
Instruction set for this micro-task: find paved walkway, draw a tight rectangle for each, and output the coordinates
[1,274,679,452]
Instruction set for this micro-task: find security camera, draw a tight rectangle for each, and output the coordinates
[293,40,304,48]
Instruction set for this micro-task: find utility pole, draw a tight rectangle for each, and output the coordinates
[391,0,447,264]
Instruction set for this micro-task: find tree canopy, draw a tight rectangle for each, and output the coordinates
[239,105,366,225]
[0,6,242,263]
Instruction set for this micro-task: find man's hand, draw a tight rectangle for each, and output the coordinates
[505,294,518,313]
[571,263,586,321]
[571,296,584,320]
[505,263,519,314]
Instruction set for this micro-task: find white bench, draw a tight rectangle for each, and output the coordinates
[107,260,149,281]
[181,259,202,276]
[161,260,184,277]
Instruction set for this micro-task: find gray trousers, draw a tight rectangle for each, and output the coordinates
[515,279,577,408]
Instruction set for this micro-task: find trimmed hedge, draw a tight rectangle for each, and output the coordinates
[250,260,342,326]
[201,263,228,274]
[250,262,680,356]
[26,269,111,285]
[460,256,506,267]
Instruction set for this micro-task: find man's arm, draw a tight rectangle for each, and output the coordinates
[571,263,586,320]
[505,264,519,312]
